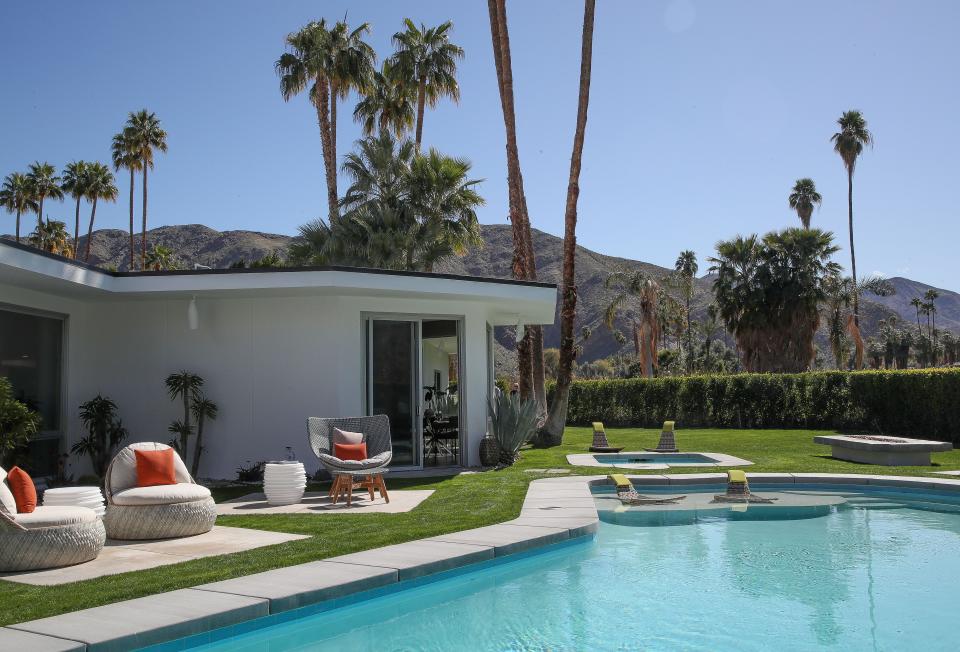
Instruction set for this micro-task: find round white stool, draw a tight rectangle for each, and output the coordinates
[42,486,106,517]
[263,462,307,506]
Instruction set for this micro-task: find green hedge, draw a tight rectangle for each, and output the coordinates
[551,369,960,443]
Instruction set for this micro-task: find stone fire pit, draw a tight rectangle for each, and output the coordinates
[813,434,953,466]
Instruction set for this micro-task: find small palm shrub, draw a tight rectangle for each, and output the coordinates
[488,393,539,467]
[73,395,128,478]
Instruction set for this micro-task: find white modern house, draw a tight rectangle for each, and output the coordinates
[0,239,556,479]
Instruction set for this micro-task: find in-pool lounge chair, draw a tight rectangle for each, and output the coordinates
[609,474,685,505]
[0,465,105,571]
[103,442,217,540]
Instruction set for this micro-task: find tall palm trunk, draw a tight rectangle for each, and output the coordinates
[128,169,135,270]
[488,0,546,411]
[36,197,44,229]
[141,163,149,271]
[330,80,338,165]
[415,74,427,148]
[72,196,81,259]
[540,0,596,444]
[847,168,858,328]
[85,197,99,261]
[15,209,21,243]
[315,78,339,221]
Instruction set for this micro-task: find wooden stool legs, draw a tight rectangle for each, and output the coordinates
[330,473,389,506]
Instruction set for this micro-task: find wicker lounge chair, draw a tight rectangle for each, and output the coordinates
[646,420,679,452]
[103,443,216,540]
[712,470,777,504]
[308,415,393,476]
[0,466,105,571]
[589,422,623,453]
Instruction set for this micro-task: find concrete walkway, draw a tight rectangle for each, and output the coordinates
[0,526,308,587]
[216,490,434,515]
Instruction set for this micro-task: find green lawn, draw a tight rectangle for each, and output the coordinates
[2,427,959,625]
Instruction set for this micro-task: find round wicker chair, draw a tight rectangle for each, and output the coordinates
[103,442,216,540]
[0,466,105,572]
[307,415,393,476]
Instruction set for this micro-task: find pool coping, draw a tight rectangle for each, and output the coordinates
[566,451,753,469]
[5,472,960,650]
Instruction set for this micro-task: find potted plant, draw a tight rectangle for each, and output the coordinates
[0,377,41,469]
[72,395,128,479]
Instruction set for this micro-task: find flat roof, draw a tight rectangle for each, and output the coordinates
[0,239,557,325]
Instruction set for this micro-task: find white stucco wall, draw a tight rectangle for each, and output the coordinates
[1,287,504,479]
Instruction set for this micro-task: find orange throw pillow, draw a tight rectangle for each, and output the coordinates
[135,448,177,487]
[334,442,368,461]
[7,466,37,514]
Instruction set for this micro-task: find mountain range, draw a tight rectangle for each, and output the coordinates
[5,223,957,368]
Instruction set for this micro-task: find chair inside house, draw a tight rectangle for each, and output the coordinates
[1,465,106,572]
[103,442,217,540]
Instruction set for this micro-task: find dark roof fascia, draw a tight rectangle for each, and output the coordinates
[0,237,556,289]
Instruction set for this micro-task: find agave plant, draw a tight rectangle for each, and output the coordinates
[488,392,538,467]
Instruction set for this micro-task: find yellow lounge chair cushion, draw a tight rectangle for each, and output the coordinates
[609,473,632,489]
[592,422,605,432]
[662,421,675,432]
[727,470,747,484]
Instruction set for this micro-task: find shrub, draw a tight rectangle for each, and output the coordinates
[552,369,960,444]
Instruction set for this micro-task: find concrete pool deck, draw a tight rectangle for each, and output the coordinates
[5,472,960,651]
[566,451,753,469]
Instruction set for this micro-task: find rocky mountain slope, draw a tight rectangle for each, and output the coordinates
[6,223,957,365]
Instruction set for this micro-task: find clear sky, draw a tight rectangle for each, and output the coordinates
[2,1,958,288]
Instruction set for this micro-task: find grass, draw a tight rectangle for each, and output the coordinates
[2,426,959,625]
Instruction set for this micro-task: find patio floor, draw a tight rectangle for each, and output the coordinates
[216,490,435,515]
[0,526,308,587]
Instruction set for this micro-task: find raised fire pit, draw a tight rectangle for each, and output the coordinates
[813,434,953,466]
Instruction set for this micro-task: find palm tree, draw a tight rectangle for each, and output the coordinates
[925,289,940,356]
[326,20,376,160]
[277,20,374,221]
[391,19,464,148]
[709,228,840,372]
[486,0,544,409]
[29,218,73,257]
[910,297,924,337]
[540,0,596,445]
[354,62,415,137]
[831,110,873,330]
[788,178,822,229]
[674,250,698,371]
[61,161,91,258]
[165,372,203,460]
[123,110,168,270]
[189,395,218,478]
[25,162,63,229]
[604,271,664,379]
[82,162,118,261]
[0,172,37,243]
[823,275,894,369]
[406,148,484,272]
[112,130,142,270]
[145,244,175,270]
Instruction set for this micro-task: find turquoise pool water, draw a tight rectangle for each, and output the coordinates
[592,452,717,465]
[168,485,960,651]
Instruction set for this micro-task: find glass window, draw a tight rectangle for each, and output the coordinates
[0,307,63,474]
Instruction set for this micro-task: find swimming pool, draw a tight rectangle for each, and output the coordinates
[157,483,960,651]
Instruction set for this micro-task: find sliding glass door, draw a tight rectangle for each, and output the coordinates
[366,319,419,466]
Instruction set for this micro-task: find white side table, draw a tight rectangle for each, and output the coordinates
[263,461,307,506]
[42,486,106,517]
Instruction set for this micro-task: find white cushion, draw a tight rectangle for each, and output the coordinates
[112,482,211,506]
[0,467,16,514]
[108,442,192,495]
[13,505,97,529]
[333,428,364,445]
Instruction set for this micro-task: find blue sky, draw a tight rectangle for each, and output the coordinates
[2,1,958,288]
